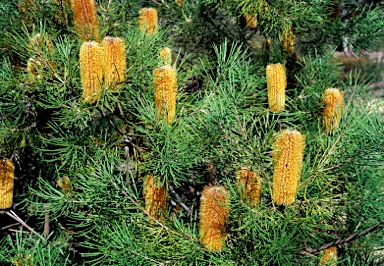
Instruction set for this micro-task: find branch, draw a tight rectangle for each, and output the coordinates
[169,185,191,214]
[301,222,384,255]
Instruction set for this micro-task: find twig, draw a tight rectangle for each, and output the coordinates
[96,106,125,136]
[110,179,195,242]
[169,185,191,214]
[301,222,384,255]
[3,210,45,241]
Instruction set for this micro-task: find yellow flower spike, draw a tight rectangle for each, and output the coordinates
[139,8,158,34]
[323,88,344,134]
[153,65,178,124]
[69,0,100,41]
[245,13,257,28]
[282,26,295,56]
[0,158,15,209]
[272,129,305,206]
[199,186,230,252]
[80,41,103,104]
[143,173,167,222]
[266,63,287,113]
[235,167,262,208]
[27,58,43,81]
[319,246,338,266]
[159,47,172,66]
[102,36,127,90]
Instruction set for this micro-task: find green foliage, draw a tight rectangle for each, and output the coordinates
[0,0,383,265]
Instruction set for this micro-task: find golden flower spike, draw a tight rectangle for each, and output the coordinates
[323,88,344,134]
[70,0,100,41]
[236,167,262,208]
[0,158,15,209]
[272,129,305,205]
[266,63,287,113]
[139,8,158,34]
[143,173,167,222]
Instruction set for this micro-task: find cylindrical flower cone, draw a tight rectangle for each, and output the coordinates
[236,167,262,208]
[266,63,287,113]
[139,8,158,34]
[282,27,295,56]
[102,36,127,90]
[272,129,305,205]
[199,186,230,252]
[70,0,100,41]
[80,41,103,104]
[0,158,15,209]
[143,173,167,222]
[322,88,344,134]
[153,65,178,124]
[159,47,172,66]
[245,13,257,28]
[319,246,338,266]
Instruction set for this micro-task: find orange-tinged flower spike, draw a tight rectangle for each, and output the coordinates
[266,63,287,113]
[272,129,305,205]
[139,8,158,34]
[143,173,167,222]
[319,246,338,266]
[323,88,344,134]
[70,0,100,41]
[80,41,103,104]
[0,158,15,209]
[159,47,172,66]
[153,65,178,124]
[199,186,230,252]
[175,0,183,6]
[102,36,127,90]
[245,13,257,28]
[282,27,295,56]
[236,167,262,208]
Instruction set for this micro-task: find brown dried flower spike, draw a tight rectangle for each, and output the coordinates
[139,8,158,34]
[153,65,178,124]
[80,41,103,104]
[199,186,230,252]
[266,63,287,113]
[102,36,127,90]
[319,246,338,266]
[0,158,15,209]
[272,129,305,205]
[236,167,262,208]
[323,88,344,134]
[143,173,167,222]
[70,0,100,41]
[282,26,295,56]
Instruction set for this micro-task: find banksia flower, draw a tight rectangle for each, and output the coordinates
[70,0,100,41]
[266,63,287,113]
[323,88,344,134]
[102,36,127,90]
[175,0,183,6]
[0,158,15,209]
[159,47,172,66]
[80,41,103,103]
[143,173,167,222]
[27,58,43,81]
[319,246,338,266]
[282,26,295,56]
[139,8,158,34]
[57,176,72,196]
[235,167,262,208]
[199,186,230,252]
[153,65,178,124]
[245,13,257,28]
[272,129,305,205]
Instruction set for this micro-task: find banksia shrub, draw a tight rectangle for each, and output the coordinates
[282,26,295,56]
[322,88,344,134]
[266,63,287,113]
[69,0,100,41]
[142,173,167,222]
[235,167,262,208]
[245,13,257,28]
[139,8,158,34]
[319,246,338,266]
[272,129,305,205]
[79,41,103,104]
[0,158,15,209]
[153,65,178,124]
[199,186,230,252]
[159,47,172,66]
[102,36,127,90]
